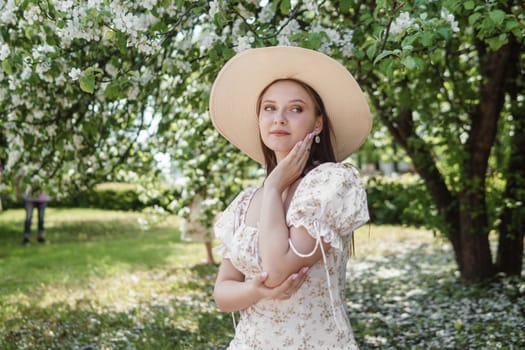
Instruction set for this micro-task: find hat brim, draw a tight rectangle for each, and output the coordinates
[209,46,372,164]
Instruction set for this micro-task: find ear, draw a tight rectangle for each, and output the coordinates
[314,116,323,134]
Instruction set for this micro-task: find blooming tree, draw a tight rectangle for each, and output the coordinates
[0,0,523,281]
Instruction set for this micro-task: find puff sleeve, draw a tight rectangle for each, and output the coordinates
[213,188,253,259]
[286,162,369,252]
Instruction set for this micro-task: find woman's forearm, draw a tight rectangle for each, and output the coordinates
[214,279,262,312]
[258,186,292,286]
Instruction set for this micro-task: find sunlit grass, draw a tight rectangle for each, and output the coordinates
[0,208,204,298]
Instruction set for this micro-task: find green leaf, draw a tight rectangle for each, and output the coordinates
[2,59,12,75]
[486,33,508,51]
[366,43,378,60]
[280,0,291,14]
[116,32,127,55]
[402,56,416,70]
[489,10,506,26]
[80,75,95,94]
[419,32,433,47]
[464,1,475,10]
[340,0,352,13]
[436,27,451,40]
[304,32,323,50]
[373,50,398,64]
[104,81,122,101]
[468,13,481,26]
[86,67,104,77]
[505,20,519,31]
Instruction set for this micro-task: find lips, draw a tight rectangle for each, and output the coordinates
[270,130,290,136]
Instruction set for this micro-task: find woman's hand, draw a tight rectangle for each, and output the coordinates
[265,132,315,193]
[252,266,309,300]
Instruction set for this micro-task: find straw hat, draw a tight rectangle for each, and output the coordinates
[209,46,372,164]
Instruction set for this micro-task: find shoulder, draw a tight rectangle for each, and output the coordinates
[302,162,364,189]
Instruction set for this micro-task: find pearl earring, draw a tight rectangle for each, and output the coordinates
[315,134,320,144]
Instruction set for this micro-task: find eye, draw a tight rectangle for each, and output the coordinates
[262,104,276,112]
[291,106,303,113]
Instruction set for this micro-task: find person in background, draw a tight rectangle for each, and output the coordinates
[15,168,50,245]
[180,194,217,265]
[0,162,3,212]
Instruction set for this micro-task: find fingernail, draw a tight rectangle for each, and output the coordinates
[291,274,298,280]
[302,267,309,274]
[260,272,268,279]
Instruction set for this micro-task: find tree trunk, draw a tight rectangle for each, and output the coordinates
[457,189,494,280]
[496,38,525,275]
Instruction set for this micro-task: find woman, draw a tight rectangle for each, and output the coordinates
[210,47,372,349]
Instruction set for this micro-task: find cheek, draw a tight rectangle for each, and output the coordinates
[258,113,272,129]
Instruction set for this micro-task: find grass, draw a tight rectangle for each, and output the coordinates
[0,209,523,349]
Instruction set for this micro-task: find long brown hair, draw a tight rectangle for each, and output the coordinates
[256,79,336,176]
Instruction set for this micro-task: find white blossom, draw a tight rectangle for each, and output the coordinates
[23,5,42,25]
[441,8,460,33]
[142,0,157,10]
[0,0,17,24]
[55,0,74,12]
[73,134,84,149]
[390,12,414,36]
[105,63,118,77]
[303,0,319,14]
[199,30,219,50]
[127,86,140,100]
[46,125,57,137]
[277,19,301,46]
[69,68,82,80]
[258,4,274,24]
[36,62,51,75]
[209,0,220,18]
[234,35,254,53]
[0,43,10,60]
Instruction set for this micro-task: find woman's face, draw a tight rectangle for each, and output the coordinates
[258,80,323,162]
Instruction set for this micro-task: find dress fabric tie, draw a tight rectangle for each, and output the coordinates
[288,219,345,332]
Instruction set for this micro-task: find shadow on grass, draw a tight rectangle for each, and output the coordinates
[346,242,525,349]
[0,267,233,350]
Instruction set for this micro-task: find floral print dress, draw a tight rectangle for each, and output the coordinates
[214,162,369,350]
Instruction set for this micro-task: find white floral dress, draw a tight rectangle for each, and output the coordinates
[214,162,369,350]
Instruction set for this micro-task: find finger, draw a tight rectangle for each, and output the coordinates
[296,136,313,165]
[255,272,268,286]
[286,267,309,293]
[303,133,315,154]
[273,273,298,296]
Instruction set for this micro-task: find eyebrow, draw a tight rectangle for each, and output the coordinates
[261,99,306,104]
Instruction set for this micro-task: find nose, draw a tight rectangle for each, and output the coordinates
[273,109,287,125]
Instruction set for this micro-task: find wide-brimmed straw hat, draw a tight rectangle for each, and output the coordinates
[209,46,372,164]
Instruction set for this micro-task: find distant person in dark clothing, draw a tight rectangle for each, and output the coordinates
[15,168,49,245]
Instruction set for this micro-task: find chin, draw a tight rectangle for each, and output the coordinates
[267,144,293,154]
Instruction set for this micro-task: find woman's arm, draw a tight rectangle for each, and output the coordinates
[258,134,330,287]
[259,187,330,287]
[214,258,309,312]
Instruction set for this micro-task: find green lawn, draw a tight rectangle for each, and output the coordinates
[0,208,523,349]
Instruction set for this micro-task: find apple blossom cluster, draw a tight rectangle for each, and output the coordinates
[390,12,416,36]
[441,8,460,33]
